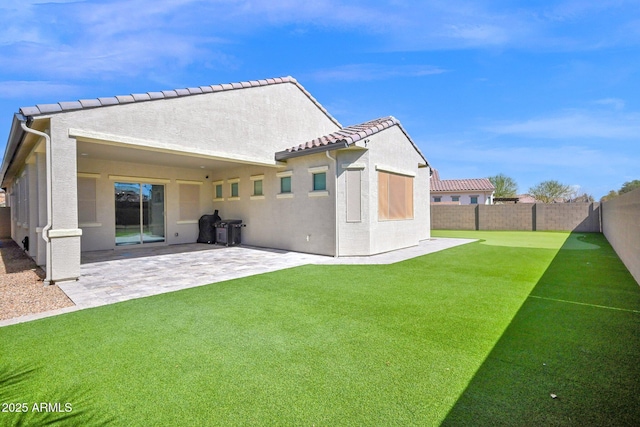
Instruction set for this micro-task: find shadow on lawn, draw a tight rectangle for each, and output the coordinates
[0,364,113,426]
[441,233,640,426]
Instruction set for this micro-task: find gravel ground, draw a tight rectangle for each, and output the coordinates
[0,239,74,321]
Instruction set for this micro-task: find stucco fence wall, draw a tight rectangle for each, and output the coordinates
[0,207,10,238]
[431,203,601,232]
[602,188,640,285]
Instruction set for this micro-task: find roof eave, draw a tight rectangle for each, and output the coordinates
[275,141,350,161]
[0,113,28,189]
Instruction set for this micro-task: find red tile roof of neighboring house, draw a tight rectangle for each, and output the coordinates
[431,178,495,192]
[275,116,429,165]
[430,169,495,192]
[516,194,538,203]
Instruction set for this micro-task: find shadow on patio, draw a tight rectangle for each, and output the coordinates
[441,233,640,426]
[81,242,245,264]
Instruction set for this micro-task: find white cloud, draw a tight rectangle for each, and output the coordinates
[593,98,625,110]
[1,0,639,85]
[306,63,447,82]
[0,80,80,99]
[483,110,640,139]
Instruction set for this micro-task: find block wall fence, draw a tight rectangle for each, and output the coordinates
[602,188,640,285]
[431,203,601,232]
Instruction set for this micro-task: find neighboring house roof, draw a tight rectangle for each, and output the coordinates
[516,194,538,203]
[18,76,342,128]
[431,177,494,192]
[275,116,429,166]
[430,169,494,193]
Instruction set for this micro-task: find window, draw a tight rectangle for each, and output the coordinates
[378,171,414,220]
[250,174,264,199]
[78,176,98,224]
[253,180,263,196]
[451,196,460,202]
[313,172,326,191]
[470,196,479,204]
[433,196,441,203]
[276,170,294,198]
[280,176,291,193]
[179,183,200,221]
[308,166,329,197]
[228,178,240,200]
[215,184,223,199]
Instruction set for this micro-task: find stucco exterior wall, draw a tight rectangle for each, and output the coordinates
[53,83,340,165]
[335,149,371,256]
[361,126,430,255]
[210,152,336,256]
[602,189,640,285]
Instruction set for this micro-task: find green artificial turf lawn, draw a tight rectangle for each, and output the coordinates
[1,231,639,426]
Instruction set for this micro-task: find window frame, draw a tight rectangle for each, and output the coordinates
[228,178,240,200]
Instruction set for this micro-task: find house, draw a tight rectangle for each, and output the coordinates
[0,76,431,284]
[430,169,494,205]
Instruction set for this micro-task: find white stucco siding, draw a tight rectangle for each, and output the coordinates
[53,83,340,164]
[364,126,430,255]
[46,119,82,281]
[209,152,336,256]
[336,149,372,256]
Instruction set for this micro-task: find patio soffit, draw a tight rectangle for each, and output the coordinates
[72,129,282,171]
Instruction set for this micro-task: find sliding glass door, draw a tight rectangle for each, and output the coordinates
[115,182,165,246]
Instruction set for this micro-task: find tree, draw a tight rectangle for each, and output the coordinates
[488,174,518,198]
[619,180,640,194]
[528,180,573,203]
[600,190,618,202]
[572,193,594,203]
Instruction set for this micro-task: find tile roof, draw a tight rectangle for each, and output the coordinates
[283,117,397,153]
[276,116,429,165]
[431,177,495,192]
[18,76,341,128]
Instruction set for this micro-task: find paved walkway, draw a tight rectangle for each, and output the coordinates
[0,238,475,326]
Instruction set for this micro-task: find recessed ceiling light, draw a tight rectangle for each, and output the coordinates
[80,153,89,156]
[200,166,205,169]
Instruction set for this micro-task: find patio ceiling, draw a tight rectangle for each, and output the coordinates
[76,139,280,172]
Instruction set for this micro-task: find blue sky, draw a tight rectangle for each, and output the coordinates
[1,0,639,199]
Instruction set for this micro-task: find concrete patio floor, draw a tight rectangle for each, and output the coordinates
[0,238,475,326]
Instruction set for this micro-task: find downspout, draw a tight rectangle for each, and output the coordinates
[326,150,339,257]
[20,121,53,285]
